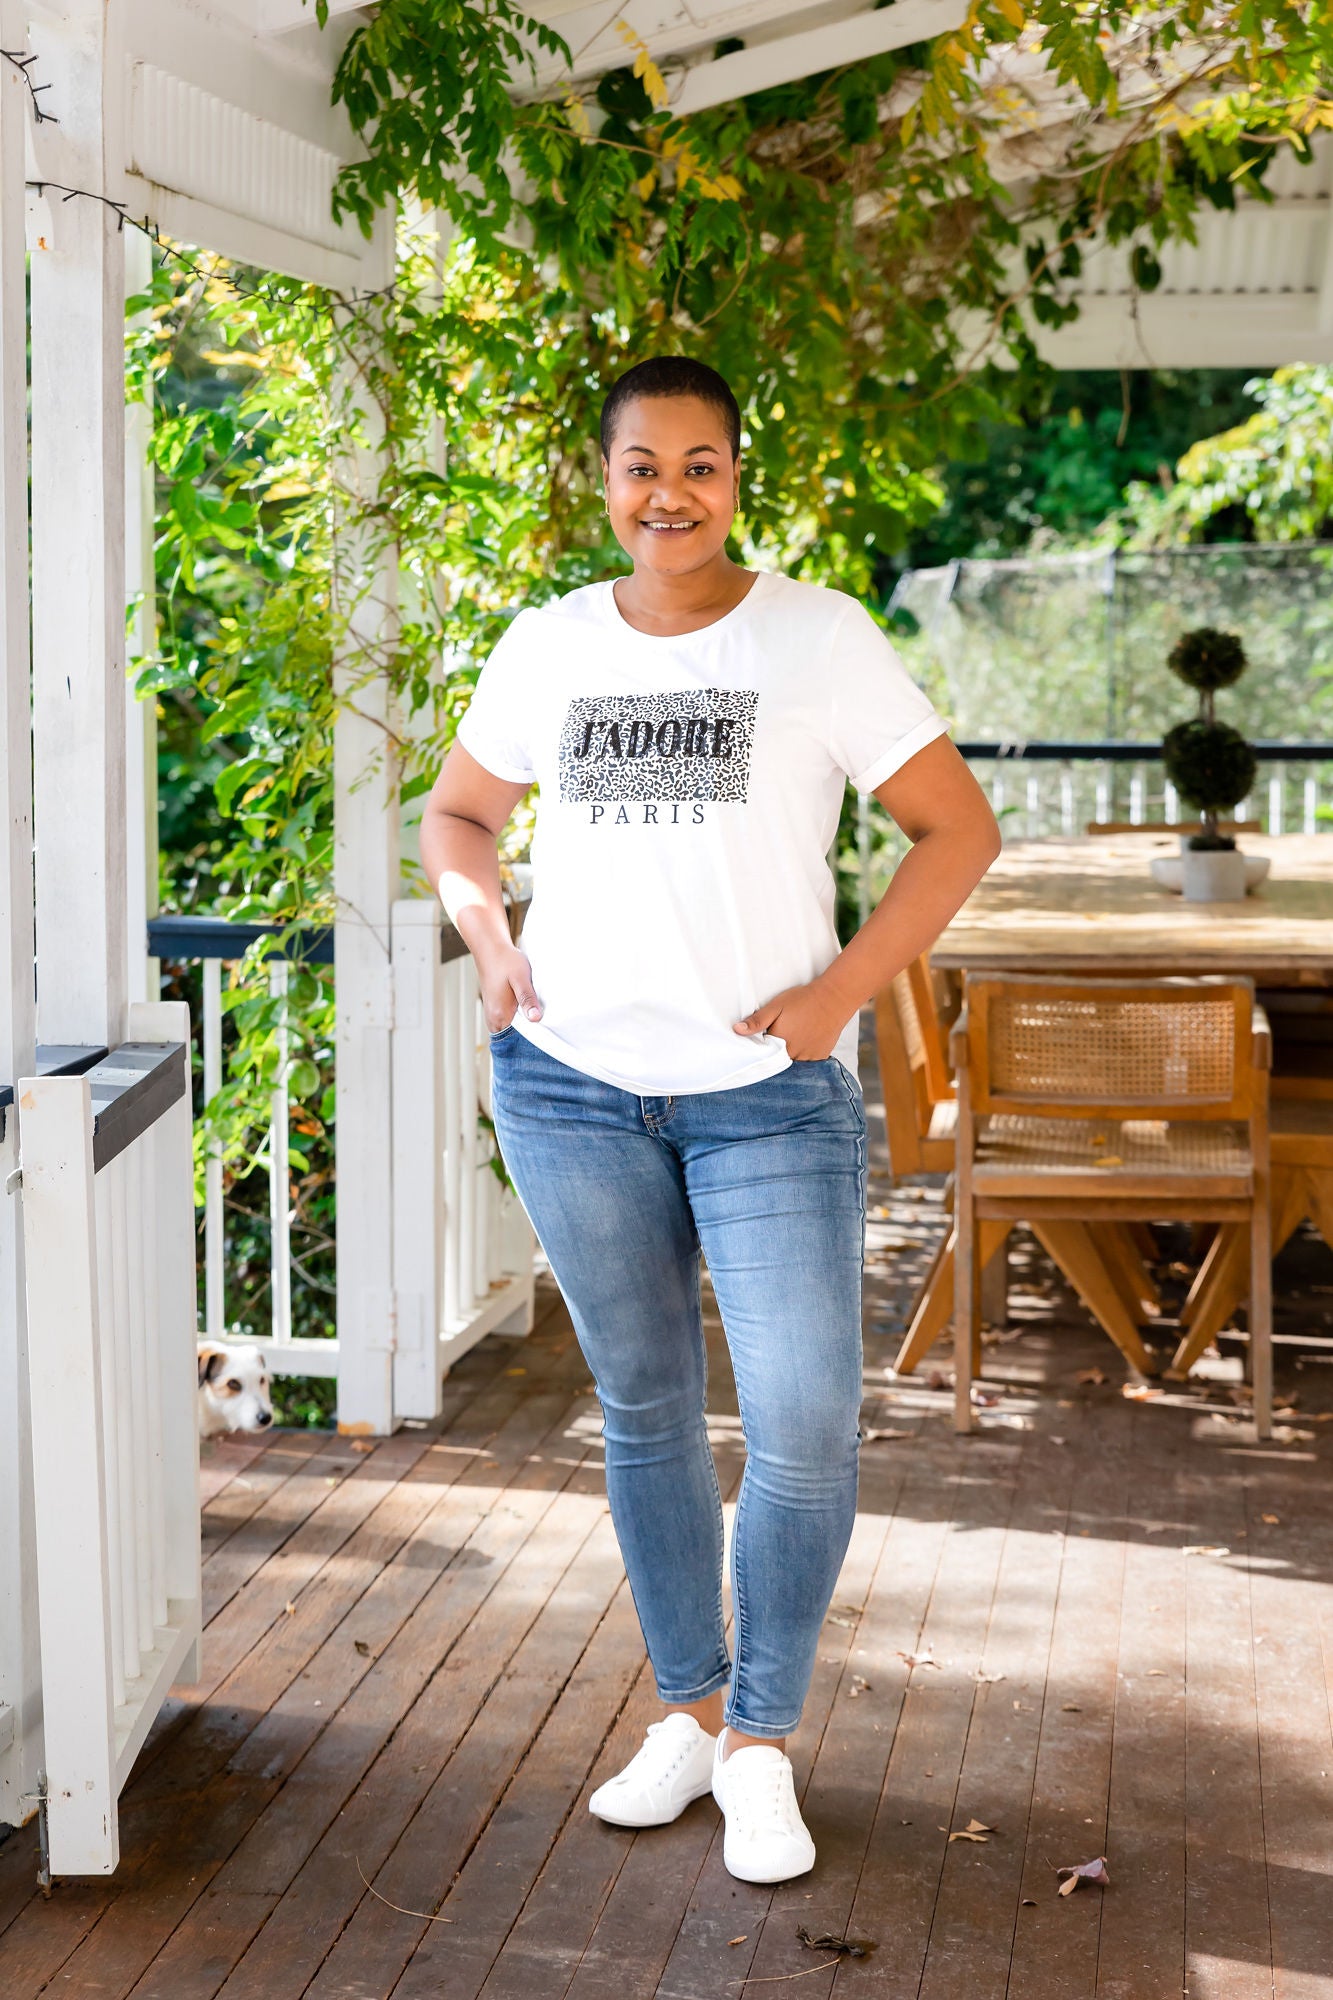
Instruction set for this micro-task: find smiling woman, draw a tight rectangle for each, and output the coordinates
[416,353,1000,1889]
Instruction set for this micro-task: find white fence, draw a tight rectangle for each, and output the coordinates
[966,751,1333,841]
[150,904,535,1414]
[17,1002,200,1877]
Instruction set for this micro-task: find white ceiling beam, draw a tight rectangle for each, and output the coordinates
[261,0,366,34]
[1033,293,1333,369]
[667,0,967,115]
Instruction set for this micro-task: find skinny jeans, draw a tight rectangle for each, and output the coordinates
[487,1027,867,1739]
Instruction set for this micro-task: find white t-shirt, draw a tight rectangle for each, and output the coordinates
[455,569,947,1095]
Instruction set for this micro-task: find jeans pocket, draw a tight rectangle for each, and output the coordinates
[489,1023,518,1043]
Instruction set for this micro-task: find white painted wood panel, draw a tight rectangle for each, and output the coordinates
[28,0,128,1051]
[332,331,400,1436]
[0,0,42,1833]
[19,1015,200,1875]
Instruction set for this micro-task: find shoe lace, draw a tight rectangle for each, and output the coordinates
[624,1720,690,1780]
[727,1755,798,1839]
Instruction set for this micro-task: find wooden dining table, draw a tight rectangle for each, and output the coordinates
[932,832,1333,988]
[930,832,1333,1384]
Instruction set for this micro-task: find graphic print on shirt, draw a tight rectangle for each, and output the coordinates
[558,688,757,806]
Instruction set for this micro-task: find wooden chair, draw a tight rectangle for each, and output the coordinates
[874,958,1163,1378]
[950,974,1272,1438]
[1168,1097,1333,1377]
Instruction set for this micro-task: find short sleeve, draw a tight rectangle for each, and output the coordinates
[826,596,949,794]
[453,612,538,784]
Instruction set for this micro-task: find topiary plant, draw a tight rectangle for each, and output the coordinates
[1161,627,1256,850]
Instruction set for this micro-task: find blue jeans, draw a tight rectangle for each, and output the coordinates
[487,1029,867,1739]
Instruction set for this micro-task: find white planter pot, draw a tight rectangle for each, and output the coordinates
[1181,846,1248,903]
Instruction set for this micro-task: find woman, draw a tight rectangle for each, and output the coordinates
[419,356,999,1885]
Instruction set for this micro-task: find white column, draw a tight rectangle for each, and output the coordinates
[124,228,159,1007]
[29,0,128,1049]
[332,309,400,1435]
[0,0,41,1830]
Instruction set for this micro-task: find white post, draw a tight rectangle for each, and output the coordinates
[28,0,128,1049]
[17,1075,119,1874]
[124,227,159,1008]
[390,899,446,1420]
[268,959,293,1349]
[332,306,400,1435]
[0,0,41,1830]
[203,957,225,1338]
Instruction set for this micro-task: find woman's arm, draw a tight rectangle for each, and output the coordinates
[418,743,545,1030]
[733,736,1000,1058]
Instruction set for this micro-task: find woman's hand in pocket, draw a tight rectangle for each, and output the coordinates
[478,941,543,1033]
[731,980,845,1060]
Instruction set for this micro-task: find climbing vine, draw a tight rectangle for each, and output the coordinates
[138,1,1333,1374]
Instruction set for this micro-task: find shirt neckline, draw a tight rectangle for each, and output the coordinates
[605,568,772,641]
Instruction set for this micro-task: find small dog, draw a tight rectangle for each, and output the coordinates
[198,1343,275,1438]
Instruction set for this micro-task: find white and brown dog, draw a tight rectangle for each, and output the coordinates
[197,1343,275,1438]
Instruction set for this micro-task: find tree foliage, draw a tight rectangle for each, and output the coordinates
[1123,366,1333,545]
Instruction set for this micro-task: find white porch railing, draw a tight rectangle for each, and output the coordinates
[17,1001,201,1878]
[147,903,535,1415]
[390,899,535,1421]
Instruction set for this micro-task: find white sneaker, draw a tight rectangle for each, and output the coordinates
[588,1713,718,1828]
[711,1735,816,1883]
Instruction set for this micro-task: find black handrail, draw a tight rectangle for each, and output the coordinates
[89,1044,188,1174]
[148,900,531,969]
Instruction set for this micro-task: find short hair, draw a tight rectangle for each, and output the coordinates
[600,356,742,461]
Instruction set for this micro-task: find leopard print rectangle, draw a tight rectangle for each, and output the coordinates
[557,688,757,804]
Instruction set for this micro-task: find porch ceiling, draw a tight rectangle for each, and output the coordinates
[38,0,1333,353]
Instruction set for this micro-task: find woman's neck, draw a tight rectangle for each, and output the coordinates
[613,557,756,637]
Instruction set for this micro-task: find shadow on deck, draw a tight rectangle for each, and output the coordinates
[3,1036,1332,1999]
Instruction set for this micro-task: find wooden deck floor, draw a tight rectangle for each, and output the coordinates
[4,1048,1333,1998]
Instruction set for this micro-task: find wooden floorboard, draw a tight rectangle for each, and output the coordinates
[5,1029,1333,2000]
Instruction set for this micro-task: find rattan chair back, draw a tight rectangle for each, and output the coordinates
[965,975,1256,1122]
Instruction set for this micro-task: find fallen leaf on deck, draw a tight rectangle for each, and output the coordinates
[1181,1544,1230,1558]
[1075,1368,1109,1387]
[1146,1669,1167,1676]
[1021,1897,1037,1907]
[897,1649,939,1669]
[1056,1857,1110,1896]
[727,1936,747,1947]
[1090,1134,1108,1148]
[975,1670,1006,1684]
[827,1604,862,1627]
[1123,1383,1163,1401]
[927,1370,950,1392]
[1095,1155,1124,1168]
[795,1926,875,1958]
[1061,1702,1082,1712]
[1274,1425,1317,1442]
[349,1440,376,1453]
[948,1819,996,1843]
[849,1674,872,1697]
[1261,1513,1281,1524]
[354,1639,371,1657]
[862,1427,914,1443]
[973,1388,1002,1408]
[284,1601,296,1616]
